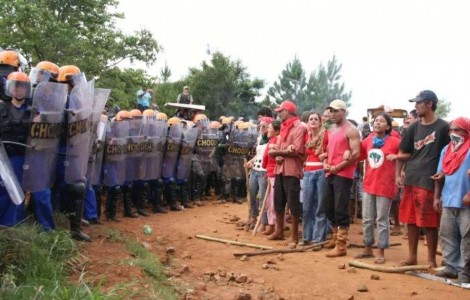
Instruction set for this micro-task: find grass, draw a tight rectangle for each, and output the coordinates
[104,229,179,300]
[0,225,111,299]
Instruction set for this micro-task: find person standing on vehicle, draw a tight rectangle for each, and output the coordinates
[136,85,152,112]
[176,86,194,104]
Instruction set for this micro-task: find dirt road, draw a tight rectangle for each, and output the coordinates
[81,200,469,299]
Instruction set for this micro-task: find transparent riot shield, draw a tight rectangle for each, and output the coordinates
[126,118,146,182]
[142,119,167,181]
[161,123,183,180]
[226,130,252,178]
[103,120,128,186]
[64,81,93,183]
[22,82,68,192]
[195,120,219,174]
[87,88,110,185]
[0,142,25,205]
[176,126,198,181]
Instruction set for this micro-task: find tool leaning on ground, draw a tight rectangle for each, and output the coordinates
[252,180,271,236]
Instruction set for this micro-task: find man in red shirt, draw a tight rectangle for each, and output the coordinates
[323,99,361,257]
[267,101,307,243]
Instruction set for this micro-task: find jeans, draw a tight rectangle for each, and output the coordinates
[302,170,326,242]
[440,207,470,281]
[249,170,267,219]
[324,174,353,228]
[362,192,392,249]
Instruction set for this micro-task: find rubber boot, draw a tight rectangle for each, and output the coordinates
[324,227,337,249]
[106,186,120,222]
[178,183,193,208]
[150,180,167,213]
[291,215,300,243]
[326,227,348,257]
[123,185,138,218]
[268,211,285,240]
[134,182,149,217]
[67,183,90,242]
[165,184,181,211]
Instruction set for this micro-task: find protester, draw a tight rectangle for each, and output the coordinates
[301,112,328,245]
[355,112,400,264]
[396,90,450,267]
[323,99,361,257]
[432,117,470,283]
[262,120,281,235]
[245,117,272,230]
[267,100,307,243]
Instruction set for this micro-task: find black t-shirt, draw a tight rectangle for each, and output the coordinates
[400,118,450,191]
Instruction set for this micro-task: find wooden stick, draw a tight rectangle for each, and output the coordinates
[244,158,251,232]
[233,241,329,257]
[349,260,431,273]
[348,242,401,249]
[195,234,272,250]
[253,180,271,236]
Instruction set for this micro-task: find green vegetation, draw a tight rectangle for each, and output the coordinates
[0,225,178,299]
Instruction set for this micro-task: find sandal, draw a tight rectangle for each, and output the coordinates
[374,257,386,264]
[354,253,375,259]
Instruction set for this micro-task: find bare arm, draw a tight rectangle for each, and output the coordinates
[333,126,360,171]
[433,176,444,212]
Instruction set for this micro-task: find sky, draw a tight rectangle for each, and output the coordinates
[117,0,469,121]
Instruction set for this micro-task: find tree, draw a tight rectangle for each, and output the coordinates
[435,99,451,119]
[187,52,264,120]
[308,56,352,111]
[269,55,352,113]
[0,0,161,77]
[268,56,310,112]
[96,67,154,110]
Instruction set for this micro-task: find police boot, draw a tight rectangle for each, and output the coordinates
[134,183,149,217]
[178,182,193,209]
[106,186,120,222]
[232,178,242,204]
[67,183,90,242]
[150,180,167,213]
[165,184,182,211]
[123,184,138,218]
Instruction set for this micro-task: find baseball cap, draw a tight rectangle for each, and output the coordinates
[409,90,438,103]
[274,100,296,113]
[327,99,347,110]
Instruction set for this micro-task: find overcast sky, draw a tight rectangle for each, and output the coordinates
[118,0,469,121]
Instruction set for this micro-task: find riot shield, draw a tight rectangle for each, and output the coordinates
[103,120,128,186]
[126,118,146,181]
[161,123,183,180]
[87,88,110,185]
[176,126,198,181]
[22,82,68,192]
[225,130,253,178]
[64,81,93,183]
[194,120,219,174]
[142,118,167,181]
[0,142,25,205]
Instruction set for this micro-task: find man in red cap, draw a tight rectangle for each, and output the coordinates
[267,100,307,243]
[432,117,470,283]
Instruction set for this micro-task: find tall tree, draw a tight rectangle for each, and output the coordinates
[0,0,161,77]
[269,56,351,113]
[435,99,451,119]
[268,56,310,111]
[188,52,264,120]
[307,56,352,111]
